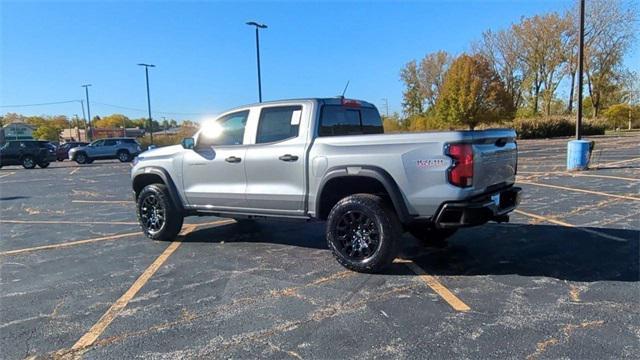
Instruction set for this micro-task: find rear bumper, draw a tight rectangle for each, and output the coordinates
[434,186,521,228]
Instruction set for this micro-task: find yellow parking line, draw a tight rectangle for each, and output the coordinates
[395,259,470,312]
[514,209,628,243]
[518,180,640,201]
[69,167,80,175]
[518,171,639,182]
[0,171,16,178]
[0,219,137,225]
[71,224,198,351]
[72,200,131,204]
[596,157,640,168]
[0,232,140,256]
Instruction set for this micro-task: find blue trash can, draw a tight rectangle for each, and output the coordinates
[567,140,591,171]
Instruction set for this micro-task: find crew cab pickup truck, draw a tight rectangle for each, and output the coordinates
[131,98,520,272]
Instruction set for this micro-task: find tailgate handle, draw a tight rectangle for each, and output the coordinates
[495,138,507,147]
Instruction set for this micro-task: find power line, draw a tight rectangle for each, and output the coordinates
[0,100,80,108]
[92,101,209,116]
[0,99,209,116]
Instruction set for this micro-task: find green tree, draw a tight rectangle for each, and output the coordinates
[436,54,513,130]
[33,125,61,141]
[584,0,637,117]
[603,103,640,129]
[400,60,424,116]
[93,114,131,128]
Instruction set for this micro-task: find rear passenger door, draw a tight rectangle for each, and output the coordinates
[101,139,118,158]
[244,105,306,214]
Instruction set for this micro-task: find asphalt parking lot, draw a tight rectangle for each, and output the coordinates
[1,134,638,359]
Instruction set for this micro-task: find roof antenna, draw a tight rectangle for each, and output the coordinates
[340,80,350,98]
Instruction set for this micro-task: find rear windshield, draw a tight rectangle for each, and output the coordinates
[318,105,384,137]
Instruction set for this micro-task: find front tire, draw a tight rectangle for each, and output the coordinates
[38,162,50,168]
[326,194,400,273]
[137,183,184,241]
[22,156,36,169]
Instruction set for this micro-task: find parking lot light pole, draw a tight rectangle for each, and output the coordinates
[137,63,155,145]
[567,0,589,171]
[576,0,585,140]
[81,84,92,141]
[246,21,267,103]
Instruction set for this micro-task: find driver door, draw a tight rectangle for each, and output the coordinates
[182,110,250,209]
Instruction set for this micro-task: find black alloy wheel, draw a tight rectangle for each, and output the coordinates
[334,210,380,260]
[139,193,166,236]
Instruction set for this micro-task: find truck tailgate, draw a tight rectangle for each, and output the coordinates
[471,130,517,191]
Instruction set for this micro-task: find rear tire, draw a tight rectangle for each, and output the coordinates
[22,156,36,169]
[117,150,131,162]
[75,152,88,164]
[326,194,400,273]
[137,183,184,241]
[38,162,50,168]
[408,225,457,247]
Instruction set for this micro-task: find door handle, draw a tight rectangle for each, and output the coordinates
[225,156,242,163]
[278,154,299,162]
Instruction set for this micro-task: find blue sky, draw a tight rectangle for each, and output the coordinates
[1,0,637,122]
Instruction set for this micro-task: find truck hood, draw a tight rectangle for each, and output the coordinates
[138,144,183,159]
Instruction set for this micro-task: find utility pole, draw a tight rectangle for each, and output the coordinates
[381,98,389,117]
[576,0,585,140]
[81,84,92,141]
[246,21,267,102]
[137,63,155,145]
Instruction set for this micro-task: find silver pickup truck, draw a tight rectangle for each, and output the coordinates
[131,98,520,272]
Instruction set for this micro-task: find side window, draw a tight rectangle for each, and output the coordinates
[92,140,104,147]
[319,105,384,137]
[104,139,117,146]
[360,107,384,134]
[256,106,302,144]
[319,106,361,136]
[198,110,249,148]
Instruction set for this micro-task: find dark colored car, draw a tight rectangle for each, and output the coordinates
[56,142,88,161]
[0,140,57,169]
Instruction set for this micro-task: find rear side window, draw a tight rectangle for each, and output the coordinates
[319,105,384,137]
[256,106,302,144]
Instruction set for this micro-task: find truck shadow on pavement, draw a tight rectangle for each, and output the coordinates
[399,223,639,282]
[183,221,638,282]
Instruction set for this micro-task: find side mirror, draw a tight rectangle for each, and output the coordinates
[181,137,195,150]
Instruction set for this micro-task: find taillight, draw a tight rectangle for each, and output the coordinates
[446,143,473,187]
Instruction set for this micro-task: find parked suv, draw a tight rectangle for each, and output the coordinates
[69,138,141,164]
[56,142,88,161]
[131,98,520,273]
[0,140,57,169]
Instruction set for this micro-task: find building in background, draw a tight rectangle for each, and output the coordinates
[60,127,146,142]
[0,122,35,143]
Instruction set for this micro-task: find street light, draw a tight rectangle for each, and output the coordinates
[246,21,267,102]
[81,84,92,141]
[137,63,156,145]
